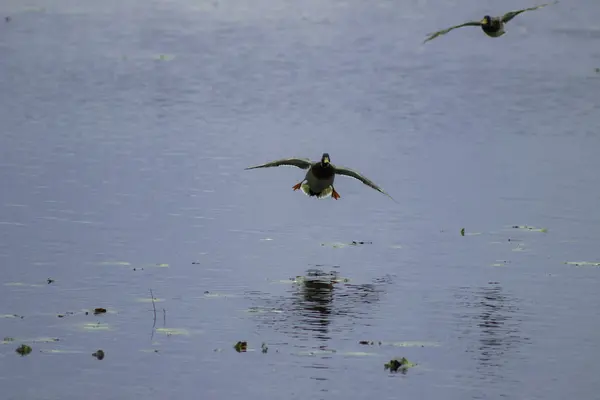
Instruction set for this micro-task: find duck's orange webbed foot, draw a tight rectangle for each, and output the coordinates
[292,182,302,191]
[332,188,341,200]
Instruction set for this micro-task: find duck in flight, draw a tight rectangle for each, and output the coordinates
[245,153,395,201]
[423,1,558,43]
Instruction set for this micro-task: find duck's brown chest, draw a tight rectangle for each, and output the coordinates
[482,20,503,35]
[311,164,335,180]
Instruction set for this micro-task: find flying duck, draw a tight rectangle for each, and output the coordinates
[245,153,394,201]
[423,1,557,43]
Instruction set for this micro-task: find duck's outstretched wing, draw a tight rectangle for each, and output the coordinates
[501,1,558,23]
[423,21,482,43]
[334,165,395,201]
[244,158,312,170]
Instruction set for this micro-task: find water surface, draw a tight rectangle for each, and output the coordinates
[1,0,599,399]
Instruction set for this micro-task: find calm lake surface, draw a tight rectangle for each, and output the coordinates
[1,0,599,399]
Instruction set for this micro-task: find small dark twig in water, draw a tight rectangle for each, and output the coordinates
[149,289,157,340]
[150,289,157,323]
[163,308,166,327]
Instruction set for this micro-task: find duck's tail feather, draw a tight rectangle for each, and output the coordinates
[301,183,333,199]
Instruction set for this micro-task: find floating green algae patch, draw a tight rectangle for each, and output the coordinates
[491,260,511,267]
[341,351,378,357]
[385,357,417,373]
[0,314,24,319]
[565,261,600,267]
[78,322,112,331]
[31,337,60,343]
[4,282,44,287]
[3,337,59,344]
[510,225,547,232]
[97,261,168,269]
[136,297,165,303]
[155,54,176,61]
[98,261,131,266]
[155,328,189,336]
[40,349,83,354]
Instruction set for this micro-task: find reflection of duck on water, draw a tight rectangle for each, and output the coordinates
[249,269,390,342]
[467,283,525,369]
[293,270,337,339]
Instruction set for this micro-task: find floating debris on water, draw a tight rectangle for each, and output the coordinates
[140,349,160,354]
[511,225,547,232]
[261,343,268,353]
[564,261,600,267]
[57,311,76,318]
[234,341,247,353]
[512,243,527,252]
[245,307,283,314]
[92,349,105,360]
[0,314,24,319]
[39,349,83,355]
[79,322,111,331]
[295,349,337,356]
[321,241,372,248]
[155,54,175,61]
[8,337,59,344]
[155,328,189,336]
[98,261,131,266]
[202,291,238,299]
[47,278,54,284]
[491,260,511,267]
[16,344,32,356]
[136,297,165,303]
[384,357,416,373]
[93,308,107,315]
[4,282,44,288]
[460,228,465,236]
[359,340,439,348]
[359,340,382,346]
[342,351,378,357]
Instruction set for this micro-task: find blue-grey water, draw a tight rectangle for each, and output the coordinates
[1,0,599,399]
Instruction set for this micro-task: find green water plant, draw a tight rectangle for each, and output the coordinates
[16,344,32,356]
